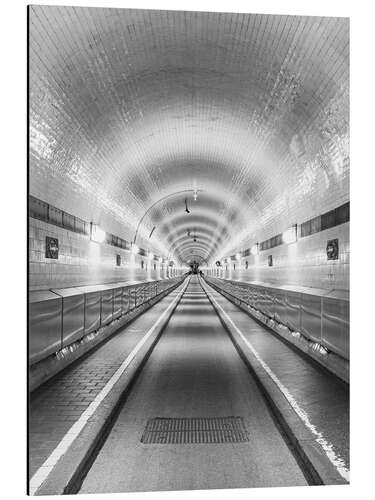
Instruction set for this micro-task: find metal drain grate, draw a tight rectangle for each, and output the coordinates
[141,417,249,444]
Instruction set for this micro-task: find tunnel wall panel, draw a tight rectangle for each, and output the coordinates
[113,287,123,320]
[61,295,85,348]
[29,293,62,364]
[100,289,114,326]
[322,297,349,359]
[84,292,102,335]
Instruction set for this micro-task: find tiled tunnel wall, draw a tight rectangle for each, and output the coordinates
[29,214,349,292]
[29,217,183,291]
[207,222,349,291]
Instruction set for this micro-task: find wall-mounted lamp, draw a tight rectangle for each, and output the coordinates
[148,252,154,260]
[131,243,139,254]
[235,252,241,261]
[282,224,298,244]
[158,257,163,263]
[250,243,259,256]
[90,223,106,243]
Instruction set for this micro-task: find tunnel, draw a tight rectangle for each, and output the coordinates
[28,5,349,496]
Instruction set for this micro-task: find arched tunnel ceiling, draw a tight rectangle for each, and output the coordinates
[29,6,349,265]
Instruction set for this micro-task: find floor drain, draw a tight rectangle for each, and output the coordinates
[141,416,249,444]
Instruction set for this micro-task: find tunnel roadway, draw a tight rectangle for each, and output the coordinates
[79,276,307,493]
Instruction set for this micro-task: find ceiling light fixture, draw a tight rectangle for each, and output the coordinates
[282,224,298,244]
[90,223,106,243]
[131,243,139,254]
[149,226,156,239]
[185,198,190,213]
[250,243,259,256]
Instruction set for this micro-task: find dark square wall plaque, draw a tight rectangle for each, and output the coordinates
[327,239,339,260]
[45,236,59,259]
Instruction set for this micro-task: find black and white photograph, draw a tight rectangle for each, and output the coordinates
[25,1,352,497]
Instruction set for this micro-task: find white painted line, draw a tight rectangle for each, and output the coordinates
[201,279,350,482]
[30,278,189,496]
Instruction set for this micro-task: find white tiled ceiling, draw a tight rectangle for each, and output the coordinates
[29,6,349,264]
